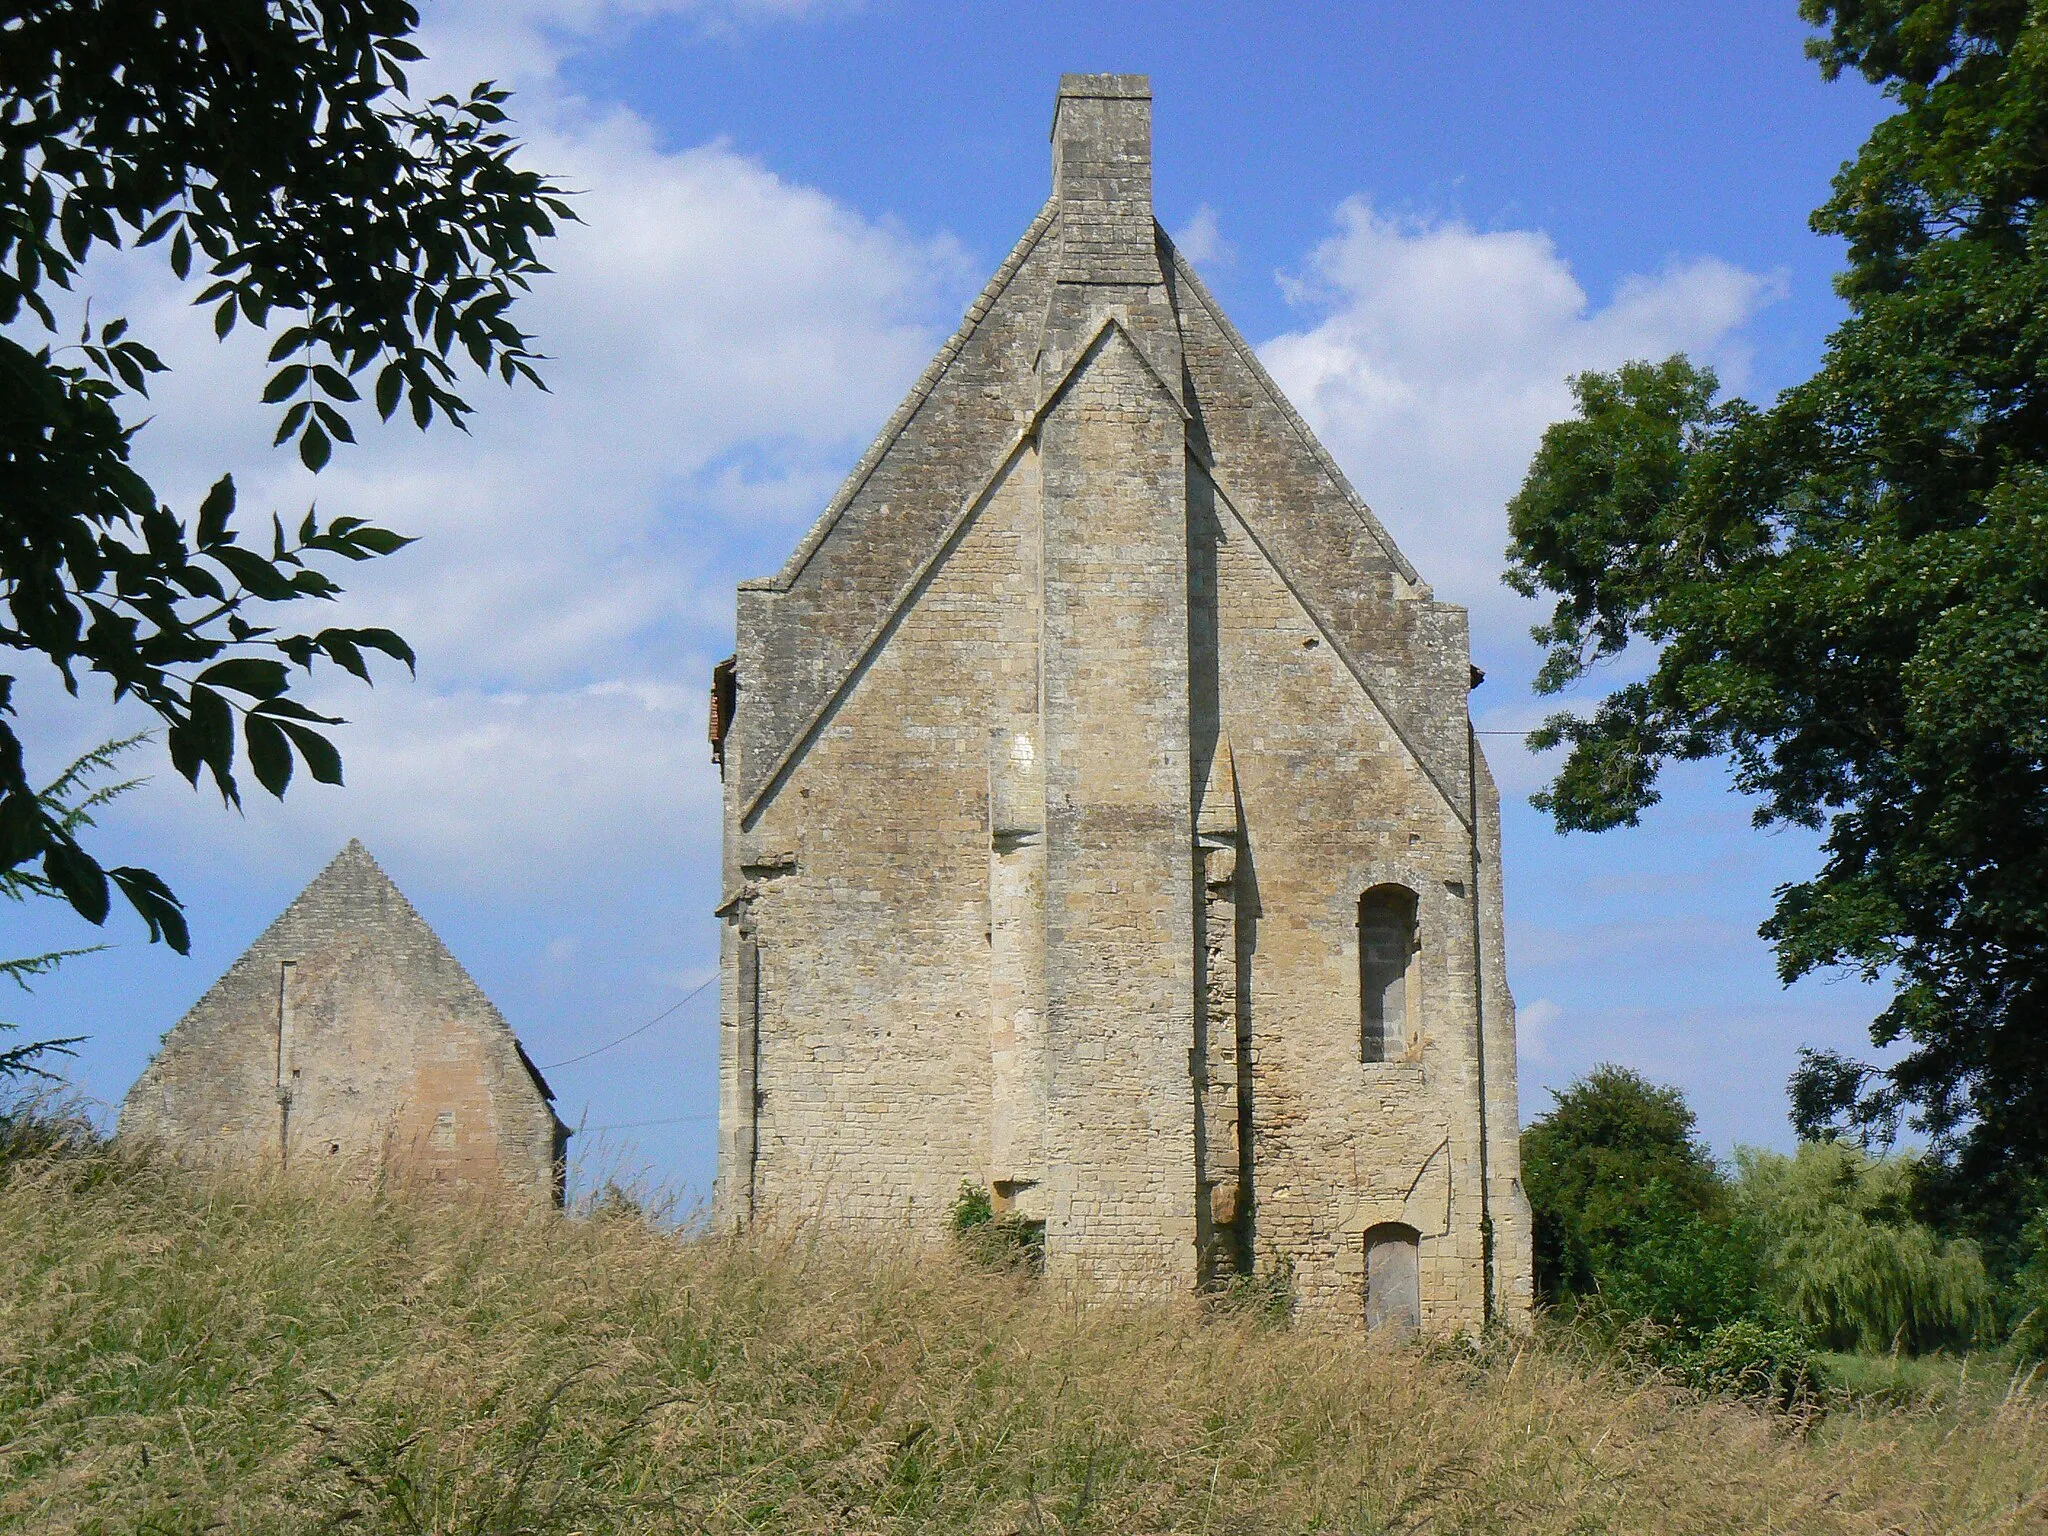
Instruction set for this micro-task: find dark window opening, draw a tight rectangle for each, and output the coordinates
[1360,884,1418,1063]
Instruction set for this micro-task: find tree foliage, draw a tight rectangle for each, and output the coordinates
[1524,1069,1822,1406]
[0,734,146,1082]
[2011,1206,2048,1359]
[1,2,569,950]
[1735,1142,1991,1353]
[1521,1065,1727,1303]
[1504,1,2048,1234]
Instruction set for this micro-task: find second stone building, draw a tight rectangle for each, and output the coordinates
[714,74,1531,1330]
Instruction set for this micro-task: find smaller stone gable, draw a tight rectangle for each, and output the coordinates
[122,840,567,1203]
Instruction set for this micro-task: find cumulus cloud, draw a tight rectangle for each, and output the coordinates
[1260,199,1784,647]
[12,7,966,893]
[414,0,858,93]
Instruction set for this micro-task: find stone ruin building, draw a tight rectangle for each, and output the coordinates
[712,75,1532,1330]
[122,840,567,1204]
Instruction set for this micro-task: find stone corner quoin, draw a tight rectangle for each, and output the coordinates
[713,72,1532,1332]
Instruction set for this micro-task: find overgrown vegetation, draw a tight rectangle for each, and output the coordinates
[3,1144,2045,1534]
[950,1181,1046,1274]
[1523,1065,2045,1407]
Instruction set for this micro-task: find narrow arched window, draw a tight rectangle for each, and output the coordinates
[1364,1221,1422,1335]
[1359,885,1418,1063]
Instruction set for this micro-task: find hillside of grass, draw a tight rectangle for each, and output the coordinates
[3,1152,2046,1535]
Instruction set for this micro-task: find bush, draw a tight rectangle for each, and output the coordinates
[1669,1318,1824,1412]
[1525,1071,1833,1409]
[1523,1066,1726,1303]
[1592,1179,1769,1342]
[1735,1143,1992,1354]
[1213,1251,1296,1327]
[2012,1207,2048,1361]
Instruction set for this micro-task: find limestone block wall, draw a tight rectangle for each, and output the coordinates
[715,71,1532,1329]
[1036,326,1198,1295]
[724,451,1043,1230]
[1193,463,1492,1328]
[121,842,565,1204]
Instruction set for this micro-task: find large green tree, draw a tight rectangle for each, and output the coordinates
[1505,2,2048,1243]
[1,2,568,950]
[1521,1065,1728,1303]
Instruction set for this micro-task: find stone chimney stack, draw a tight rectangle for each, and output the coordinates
[1051,74,1157,286]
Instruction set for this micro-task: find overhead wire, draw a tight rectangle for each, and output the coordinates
[577,1112,718,1134]
[543,971,718,1071]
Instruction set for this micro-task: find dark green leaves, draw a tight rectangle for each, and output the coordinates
[197,659,288,699]
[244,712,294,798]
[1505,1,2048,1245]
[196,477,235,548]
[0,1,562,951]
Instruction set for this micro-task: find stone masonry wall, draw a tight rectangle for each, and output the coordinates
[716,73,1531,1328]
[122,842,563,1204]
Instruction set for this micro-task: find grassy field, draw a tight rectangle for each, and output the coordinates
[3,1153,2046,1534]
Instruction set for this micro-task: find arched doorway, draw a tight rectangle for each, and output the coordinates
[1364,1221,1421,1335]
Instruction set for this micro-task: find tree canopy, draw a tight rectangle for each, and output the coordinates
[1520,1065,1726,1303]
[1,1,569,950]
[1505,0,2048,1241]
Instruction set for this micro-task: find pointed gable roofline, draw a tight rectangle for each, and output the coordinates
[739,314,1192,829]
[742,198,1059,600]
[737,270,1473,833]
[1160,237,1421,591]
[186,839,560,1110]
[732,82,1476,832]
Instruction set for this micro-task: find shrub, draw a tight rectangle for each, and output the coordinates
[950,1181,1044,1274]
[1592,1179,1770,1342]
[1214,1250,1296,1326]
[2012,1207,2048,1361]
[1523,1065,1726,1303]
[1669,1318,1825,1413]
[1736,1143,1992,1353]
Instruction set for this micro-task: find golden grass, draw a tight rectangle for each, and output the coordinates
[2,1154,2045,1534]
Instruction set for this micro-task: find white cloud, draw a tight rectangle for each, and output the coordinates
[1259,199,1784,646]
[414,1,856,95]
[1518,997,1562,1067]
[1172,204,1234,269]
[10,8,965,891]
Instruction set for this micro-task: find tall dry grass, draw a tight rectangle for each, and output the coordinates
[2,1151,2045,1534]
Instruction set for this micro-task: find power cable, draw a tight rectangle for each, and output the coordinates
[543,972,718,1071]
[577,1112,718,1134]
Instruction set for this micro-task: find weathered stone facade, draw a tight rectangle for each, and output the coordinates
[715,75,1532,1329]
[122,841,567,1204]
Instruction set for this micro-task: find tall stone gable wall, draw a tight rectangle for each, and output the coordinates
[717,75,1531,1328]
[121,841,565,1204]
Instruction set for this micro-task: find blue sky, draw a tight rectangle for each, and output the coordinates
[9,1,1895,1203]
